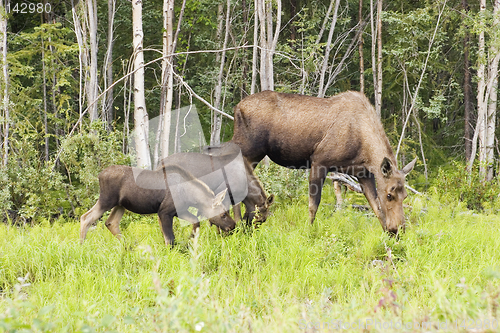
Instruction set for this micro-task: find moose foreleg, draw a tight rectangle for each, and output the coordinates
[80,201,107,243]
[233,203,242,222]
[358,175,386,230]
[105,206,125,240]
[308,164,328,224]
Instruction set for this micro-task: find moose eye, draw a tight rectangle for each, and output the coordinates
[387,194,393,201]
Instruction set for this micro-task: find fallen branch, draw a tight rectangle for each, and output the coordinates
[327,172,363,193]
[405,184,422,196]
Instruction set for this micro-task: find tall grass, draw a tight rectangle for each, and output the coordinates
[1,191,500,332]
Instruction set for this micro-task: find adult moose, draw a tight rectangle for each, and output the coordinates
[80,163,235,246]
[231,90,417,235]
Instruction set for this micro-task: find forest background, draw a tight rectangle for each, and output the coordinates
[0,0,499,230]
[2,1,500,332]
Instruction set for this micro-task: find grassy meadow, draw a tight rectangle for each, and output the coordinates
[1,185,500,332]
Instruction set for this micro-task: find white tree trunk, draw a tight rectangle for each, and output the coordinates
[211,0,231,145]
[376,0,382,115]
[359,0,364,93]
[257,0,268,91]
[315,0,335,45]
[87,0,99,122]
[251,0,259,94]
[370,0,382,117]
[102,0,116,130]
[485,0,499,181]
[469,0,500,180]
[159,0,174,162]
[132,0,151,169]
[256,0,280,92]
[472,0,488,176]
[1,0,9,166]
[317,0,340,98]
[71,0,87,131]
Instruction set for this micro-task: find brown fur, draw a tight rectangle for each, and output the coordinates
[231,90,416,234]
[80,163,236,246]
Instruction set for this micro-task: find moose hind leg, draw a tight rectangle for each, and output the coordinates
[192,221,200,238]
[80,200,108,243]
[158,213,175,247]
[308,164,328,224]
[105,206,125,240]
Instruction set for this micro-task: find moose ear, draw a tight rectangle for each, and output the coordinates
[380,157,393,178]
[266,194,275,206]
[212,188,228,208]
[402,157,418,176]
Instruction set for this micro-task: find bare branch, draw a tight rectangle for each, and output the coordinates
[327,173,363,193]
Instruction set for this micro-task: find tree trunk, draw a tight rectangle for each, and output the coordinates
[250,0,259,94]
[376,0,382,116]
[469,0,500,179]
[132,0,151,169]
[87,0,99,122]
[159,0,174,163]
[71,0,87,132]
[211,0,231,145]
[241,0,249,98]
[317,0,340,98]
[1,0,9,166]
[269,0,281,90]
[473,0,487,177]
[316,0,335,45]
[485,0,499,181]
[41,24,49,162]
[370,0,382,117]
[359,0,364,93]
[462,0,472,162]
[257,0,280,92]
[102,0,116,130]
[257,0,268,91]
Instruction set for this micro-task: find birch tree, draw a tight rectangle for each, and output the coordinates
[71,0,99,124]
[256,0,281,91]
[102,0,116,130]
[483,0,499,181]
[132,0,151,169]
[317,0,340,98]
[250,0,259,94]
[210,0,231,145]
[87,0,99,122]
[0,0,8,166]
[159,0,174,163]
[469,0,500,181]
[462,0,472,162]
[359,0,364,93]
[370,0,382,117]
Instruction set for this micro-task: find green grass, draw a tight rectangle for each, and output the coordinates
[1,192,500,332]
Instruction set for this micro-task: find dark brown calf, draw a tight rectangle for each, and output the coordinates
[80,163,235,246]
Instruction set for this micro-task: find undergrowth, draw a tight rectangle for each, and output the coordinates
[1,190,500,332]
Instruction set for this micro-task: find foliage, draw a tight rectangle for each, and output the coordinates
[432,161,500,211]
[254,162,308,202]
[1,197,500,331]
[59,120,130,213]
[4,134,66,221]
[0,121,128,223]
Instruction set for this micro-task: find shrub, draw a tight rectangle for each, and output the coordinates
[2,121,129,223]
[432,160,500,211]
[59,120,130,214]
[254,161,308,201]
